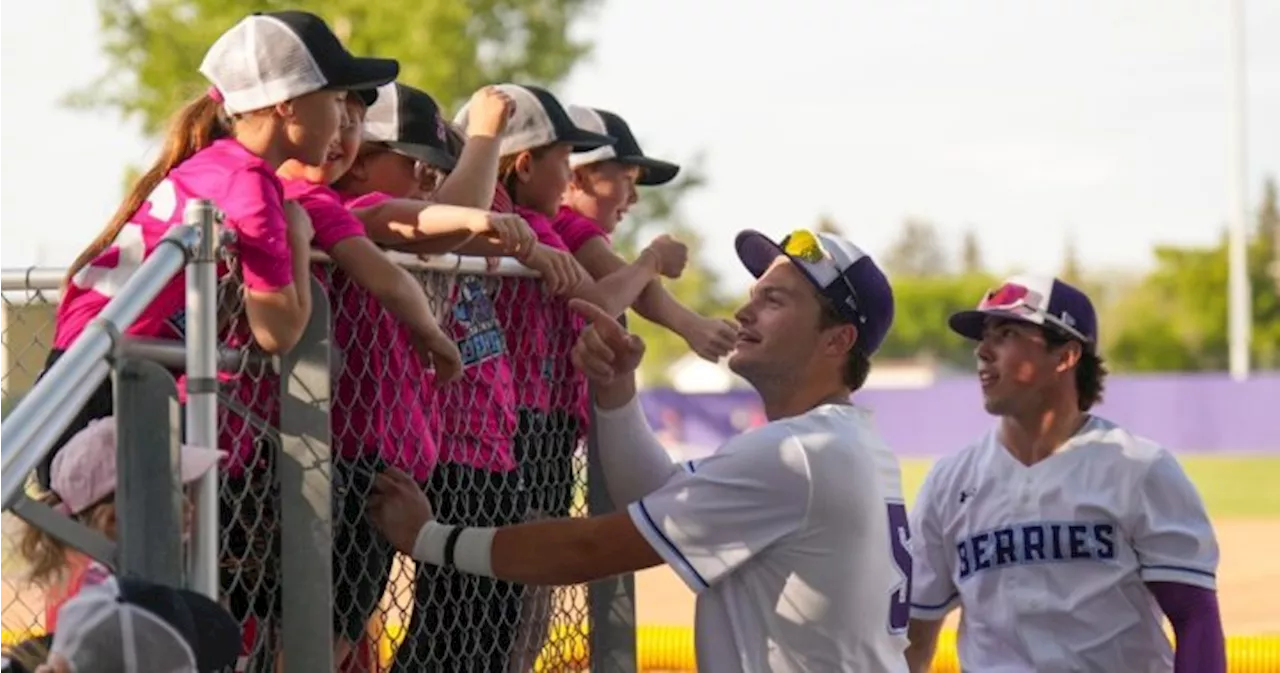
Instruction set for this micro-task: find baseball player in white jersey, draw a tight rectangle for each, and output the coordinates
[904,275,1227,673]
[368,228,912,672]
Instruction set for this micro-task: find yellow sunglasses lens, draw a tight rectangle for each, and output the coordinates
[782,229,825,263]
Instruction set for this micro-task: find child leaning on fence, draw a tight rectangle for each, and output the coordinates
[555,106,737,425]
[14,418,223,634]
[33,11,382,491]
[275,84,539,666]
[38,7,403,661]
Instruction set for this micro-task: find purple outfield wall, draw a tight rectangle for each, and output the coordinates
[637,372,1280,459]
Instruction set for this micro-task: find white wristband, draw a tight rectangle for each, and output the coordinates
[411,520,497,578]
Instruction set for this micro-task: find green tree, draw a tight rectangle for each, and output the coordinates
[1105,176,1280,372]
[71,0,602,133]
[884,217,949,278]
[959,228,983,274]
[1061,232,1083,286]
[613,157,738,385]
[876,273,997,368]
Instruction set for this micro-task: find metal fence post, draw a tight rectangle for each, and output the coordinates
[114,357,185,587]
[277,276,334,673]
[586,387,639,673]
[184,198,221,598]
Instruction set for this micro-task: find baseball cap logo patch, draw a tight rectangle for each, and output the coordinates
[782,229,826,264]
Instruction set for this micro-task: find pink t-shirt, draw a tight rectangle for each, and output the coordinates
[503,206,573,414]
[553,205,611,254]
[55,138,293,349]
[550,206,612,427]
[54,139,295,476]
[317,188,438,481]
[432,271,518,472]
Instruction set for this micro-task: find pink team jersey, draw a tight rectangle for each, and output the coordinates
[324,189,439,481]
[550,206,611,426]
[55,138,293,349]
[53,139,295,475]
[553,205,611,254]
[504,206,572,414]
[426,191,519,473]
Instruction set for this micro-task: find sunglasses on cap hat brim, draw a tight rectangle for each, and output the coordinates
[948,282,1092,347]
[735,228,868,327]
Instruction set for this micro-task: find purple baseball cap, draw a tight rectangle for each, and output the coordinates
[948,274,1098,348]
[735,228,896,355]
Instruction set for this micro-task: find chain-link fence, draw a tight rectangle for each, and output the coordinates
[1,255,633,673]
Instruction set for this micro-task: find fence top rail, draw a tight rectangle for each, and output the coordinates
[1,267,67,292]
[2,252,539,294]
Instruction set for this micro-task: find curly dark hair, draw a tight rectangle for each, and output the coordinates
[1043,328,1109,411]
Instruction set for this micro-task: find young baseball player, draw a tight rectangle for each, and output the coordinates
[367,228,914,672]
[16,418,223,633]
[560,105,736,361]
[36,9,396,486]
[904,276,1226,673]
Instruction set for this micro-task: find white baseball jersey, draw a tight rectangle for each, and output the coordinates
[628,403,910,673]
[908,416,1219,673]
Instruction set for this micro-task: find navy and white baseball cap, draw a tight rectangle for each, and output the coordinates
[49,577,242,672]
[200,11,398,116]
[735,229,896,356]
[566,106,681,186]
[455,84,615,157]
[948,275,1097,349]
[364,82,458,172]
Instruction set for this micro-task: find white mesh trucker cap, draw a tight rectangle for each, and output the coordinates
[199,10,399,115]
[454,84,615,157]
[50,577,241,673]
[567,106,681,185]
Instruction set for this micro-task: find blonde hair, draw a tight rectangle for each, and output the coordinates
[17,490,116,589]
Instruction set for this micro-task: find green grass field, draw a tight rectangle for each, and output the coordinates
[898,455,1280,519]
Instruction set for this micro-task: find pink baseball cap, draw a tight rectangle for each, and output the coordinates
[50,417,225,516]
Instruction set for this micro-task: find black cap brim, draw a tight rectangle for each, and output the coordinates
[387,141,458,173]
[323,57,399,95]
[619,156,681,186]
[564,128,616,151]
[353,88,379,107]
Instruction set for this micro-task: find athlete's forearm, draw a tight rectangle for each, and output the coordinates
[1148,582,1226,673]
[412,512,655,587]
[594,389,679,506]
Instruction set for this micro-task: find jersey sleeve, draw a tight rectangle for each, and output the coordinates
[297,191,368,253]
[1132,450,1219,590]
[908,465,960,620]
[626,430,812,593]
[555,214,609,254]
[222,167,294,291]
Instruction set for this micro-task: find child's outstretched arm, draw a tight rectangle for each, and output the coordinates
[572,237,737,361]
[351,201,534,258]
[327,235,464,384]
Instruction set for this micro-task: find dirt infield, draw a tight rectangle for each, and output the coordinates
[633,518,1280,635]
[4,518,1276,642]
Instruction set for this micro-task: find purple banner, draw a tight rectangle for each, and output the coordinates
[638,373,1280,459]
